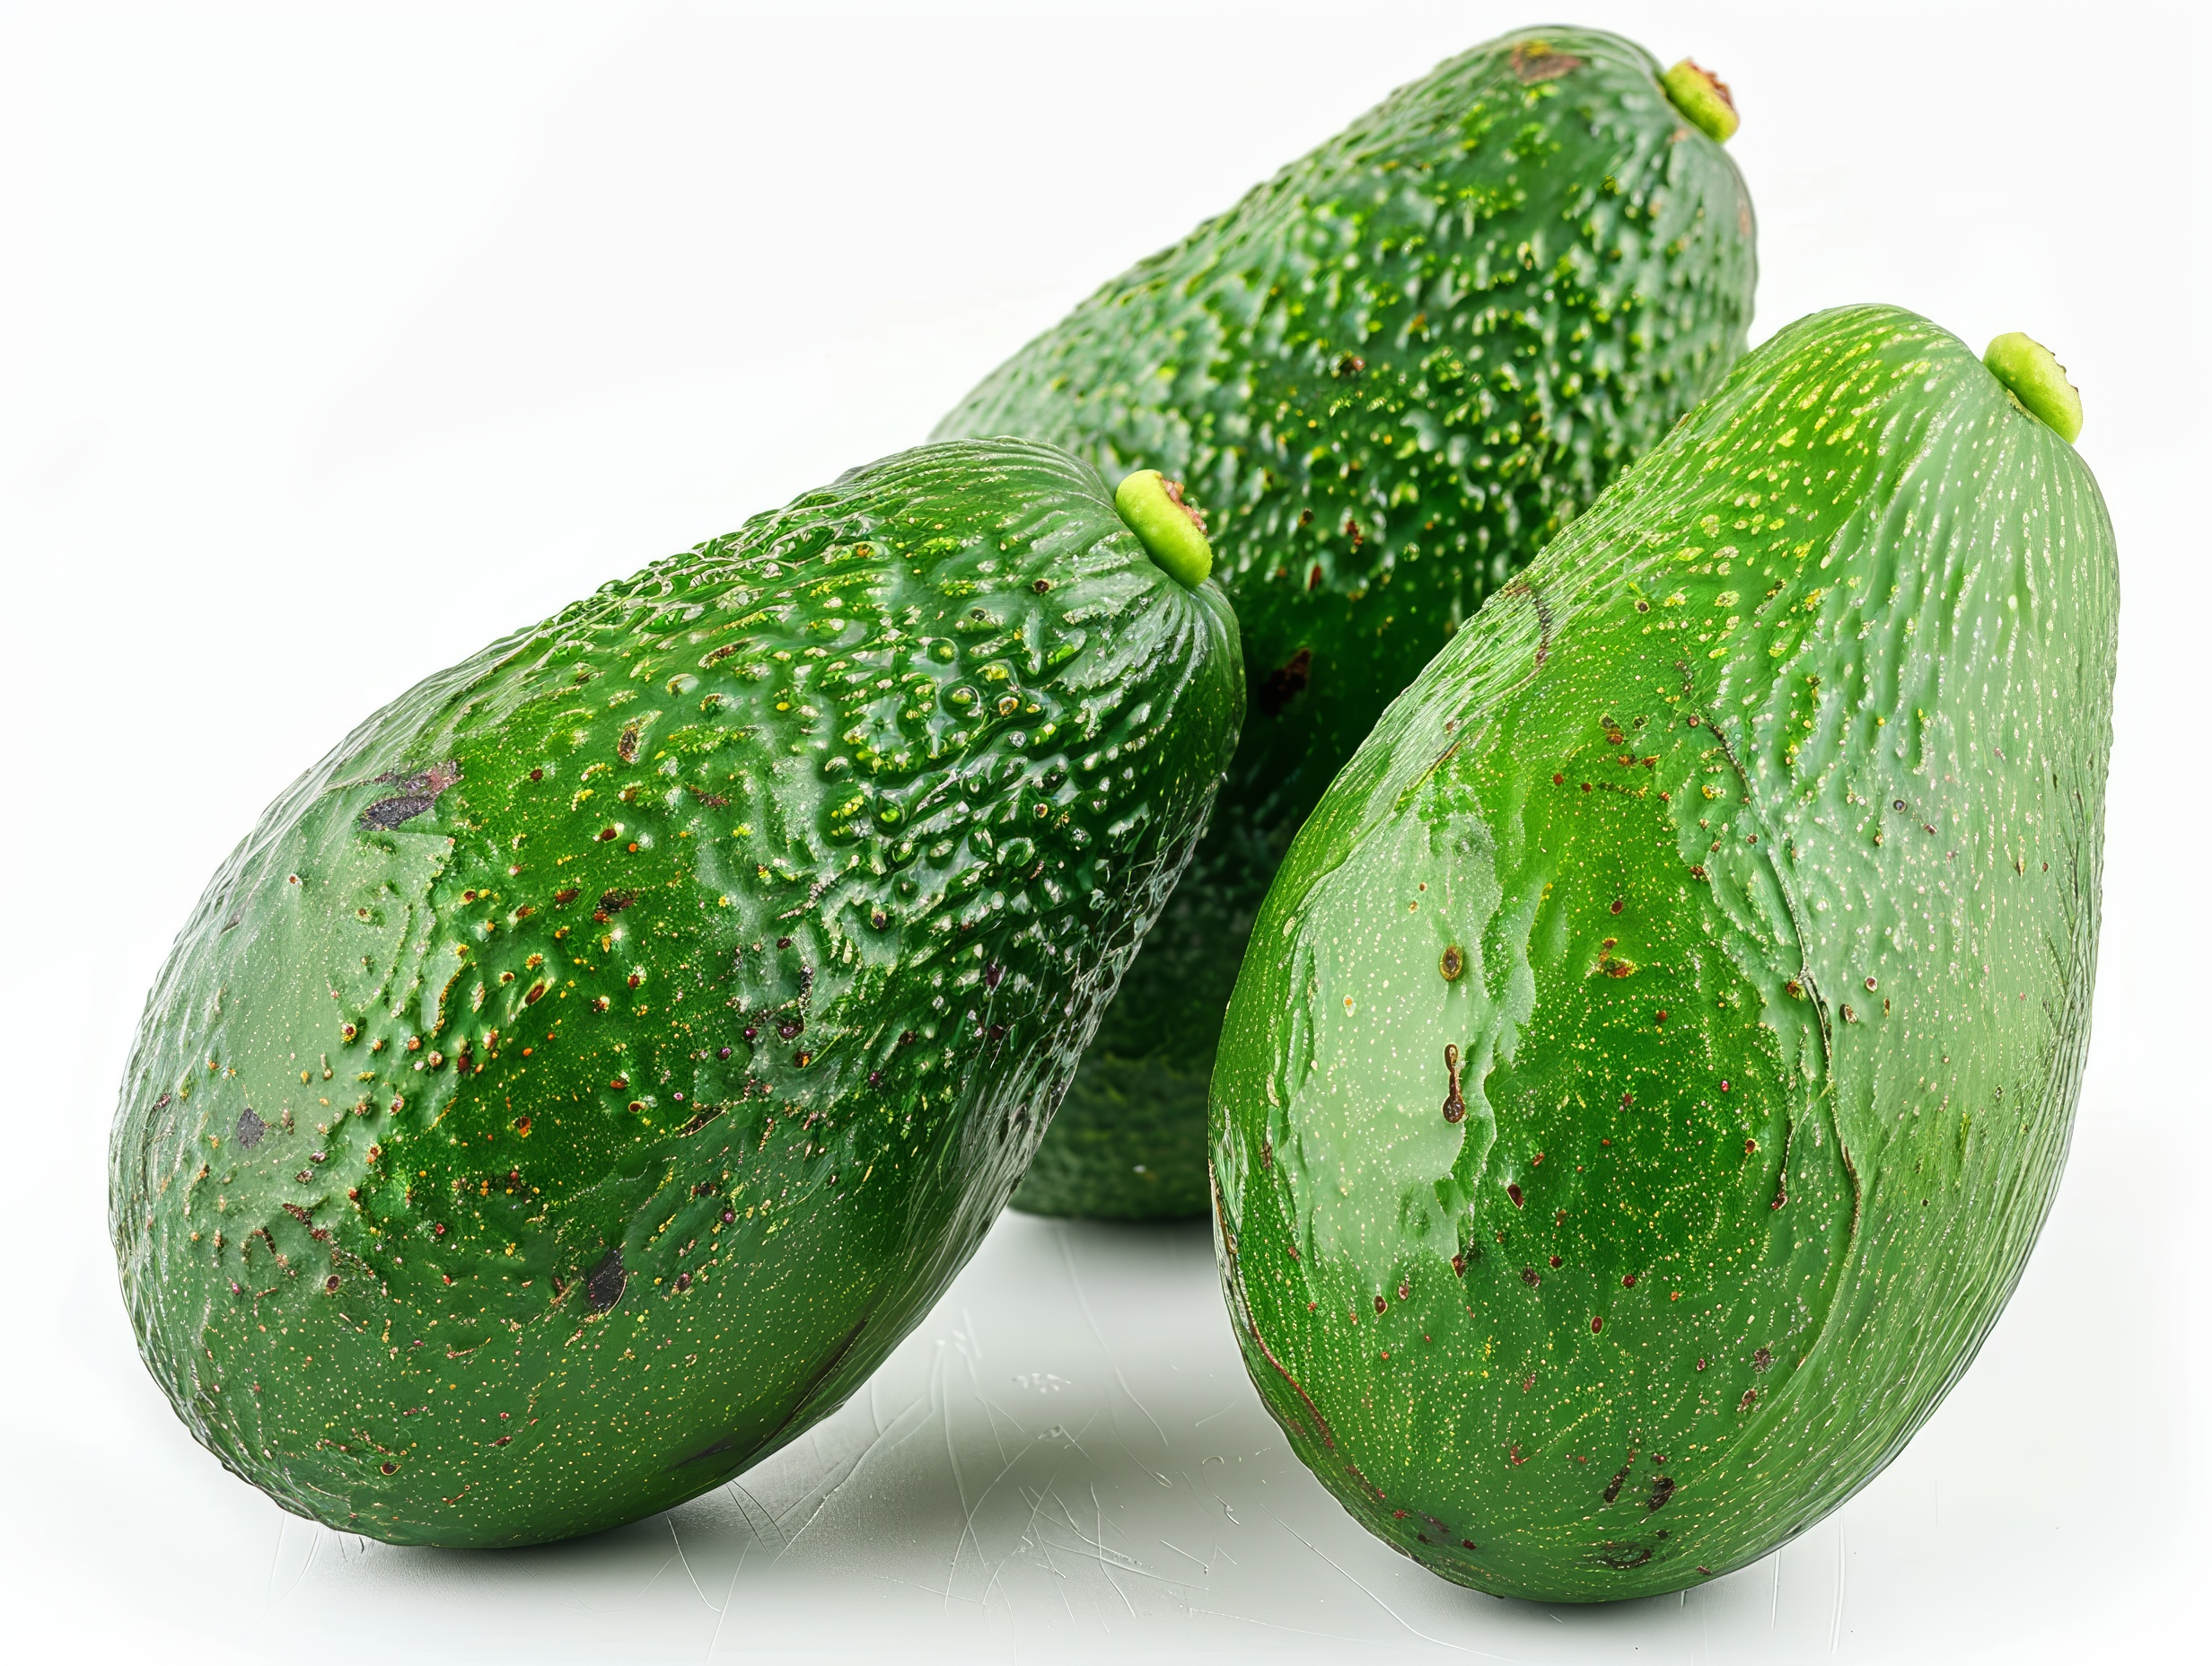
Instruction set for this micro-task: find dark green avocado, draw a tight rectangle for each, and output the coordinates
[110,438,1242,1548]
[938,25,1757,1218]
[1209,305,2116,1600]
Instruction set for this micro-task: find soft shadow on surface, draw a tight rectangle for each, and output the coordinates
[268,1214,1534,1662]
[186,1137,2193,1665]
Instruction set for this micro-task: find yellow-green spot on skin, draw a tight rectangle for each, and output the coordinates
[1659,59,1738,143]
[1983,332,2083,443]
[1114,470,1213,589]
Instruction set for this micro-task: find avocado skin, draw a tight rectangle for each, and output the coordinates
[110,439,1242,1548]
[1210,306,2116,1600]
[938,26,1756,1218]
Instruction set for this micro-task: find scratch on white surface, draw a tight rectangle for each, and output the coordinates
[1258,1503,1511,1660]
[288,1526,322,1596]
[1771,1551,1781,1629]
[761,1400,917,1558]
[703,1532,753,1662]
[1054,1224,1172,1480]
[1091,1483,1140,1620]
[970,1384,1028,1470]
[947,1427,1041,1601]
[1040,1487,1192,1588]
[1193,1399,1239,1427]
[728,1372,945,1583]
[261,1518,286,1614]
[870,1570,993,1608]
[666,1516,715,1611]
[1158,1538,1212,1574]
[938,1348,980,1608]
[719,1476,784,1555]
[1830,1519,1847,1653]
[979,1418,1098,1609]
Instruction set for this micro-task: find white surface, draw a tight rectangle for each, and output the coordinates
[3,3,2207,1661]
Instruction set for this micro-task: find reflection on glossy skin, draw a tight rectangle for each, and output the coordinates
[1213,305,2117,1600]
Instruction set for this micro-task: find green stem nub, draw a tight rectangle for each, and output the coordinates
[1984,333,2083,443]
[1115,469,1214,589]
[1660,59,1739,143]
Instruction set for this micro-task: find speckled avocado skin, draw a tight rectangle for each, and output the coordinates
[110,438,1242,1548]
[937,26,1756,1219]
[1210,306,2117,1600]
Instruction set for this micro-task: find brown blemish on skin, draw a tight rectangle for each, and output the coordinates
[1602,1451,1638,1504]
[1512,39,1584,83]
[358,761,462,831]
[1440,944,1465,982]
[585,1248,627,1313]
[1160,477,1207,533]
[680,1104,725,1136]
[1443,1044,1467,1123]
[1213,1171,1338,1451]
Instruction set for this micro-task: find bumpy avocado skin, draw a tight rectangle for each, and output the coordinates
[938,26,1757,1219]
[110,439,1242,1548]
[1210,306,2116,1600]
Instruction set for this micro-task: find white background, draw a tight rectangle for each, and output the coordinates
[4,3,2207,1660]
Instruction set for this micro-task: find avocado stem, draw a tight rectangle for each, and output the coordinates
[1660,59,1739,143]
[1114,469,1214,588]
[1983,332,2084,443]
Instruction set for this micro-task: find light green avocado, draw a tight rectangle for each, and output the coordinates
[939,24,1758,1218]
[1209,305,2116,1600]
[110,439,1242,1548]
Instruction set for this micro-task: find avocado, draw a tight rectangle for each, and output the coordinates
[1208,305,2116,1600]
[110,438,1242,1548]
[937,25,1757,1218]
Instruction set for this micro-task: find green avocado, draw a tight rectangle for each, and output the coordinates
[938,25,1757,1219]
[1209,305,2116,1600]
[110,438,1242,1548]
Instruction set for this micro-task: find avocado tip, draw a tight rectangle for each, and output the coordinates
[1113,469,1214,588]
[1659,58,1739,144]
[1983,332,2084,443]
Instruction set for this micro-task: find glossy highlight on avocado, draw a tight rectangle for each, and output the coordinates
[940,25,1757,1219]
[1210,306,2117,1600]
[110,438,1242,1548]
